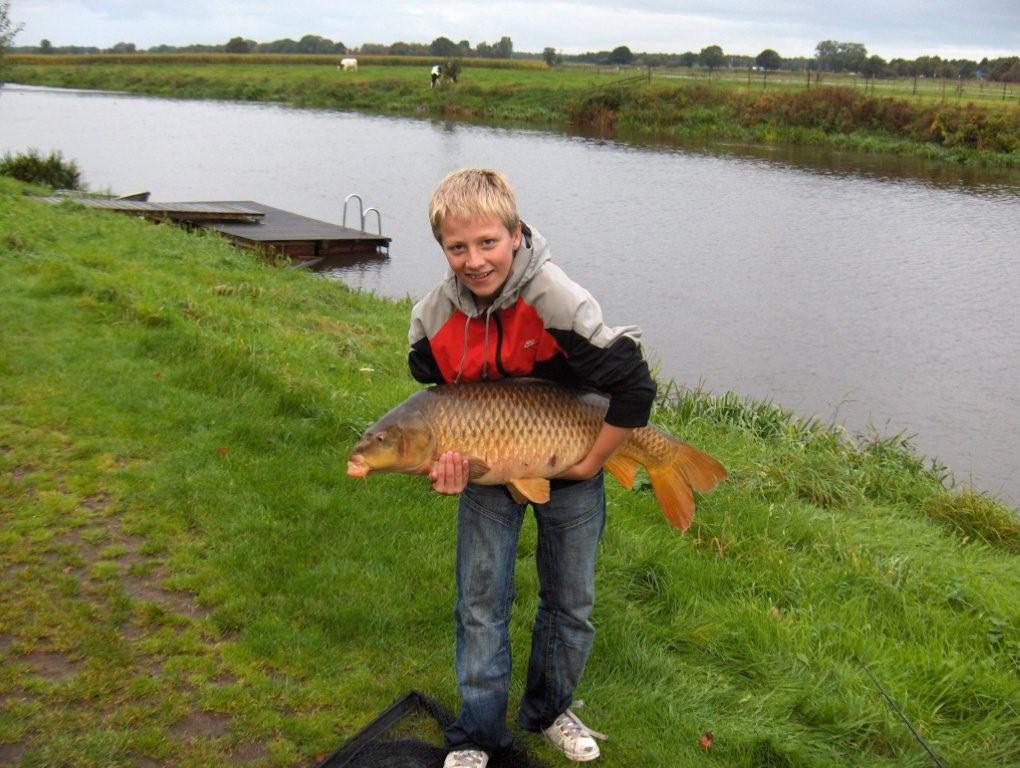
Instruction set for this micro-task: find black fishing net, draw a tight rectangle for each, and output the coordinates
[315,691,550,768]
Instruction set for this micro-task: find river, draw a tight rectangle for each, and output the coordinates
[2,84,1018,506]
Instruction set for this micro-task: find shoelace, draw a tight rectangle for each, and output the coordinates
[446,750,487,767]
[558,708,608,742]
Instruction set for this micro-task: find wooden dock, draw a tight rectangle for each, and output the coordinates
[37,197,390,260]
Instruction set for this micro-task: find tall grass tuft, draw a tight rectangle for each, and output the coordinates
[0,148,82,189]
[922,490,1020,552]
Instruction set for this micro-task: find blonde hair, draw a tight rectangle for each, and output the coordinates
[428,168,520,242]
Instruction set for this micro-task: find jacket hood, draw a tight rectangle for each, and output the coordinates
[442,222,551,317]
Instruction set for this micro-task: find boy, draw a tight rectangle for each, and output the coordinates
[408,169,656,767]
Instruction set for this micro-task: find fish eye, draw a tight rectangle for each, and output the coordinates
[375,433,385,442]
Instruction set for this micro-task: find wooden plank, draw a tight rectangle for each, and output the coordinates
[35,197,265,221]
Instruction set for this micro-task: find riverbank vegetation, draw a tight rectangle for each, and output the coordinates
[6,57,1019,166]
[2,176,1018,766]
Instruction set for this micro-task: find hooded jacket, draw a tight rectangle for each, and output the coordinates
[408,223,656,428]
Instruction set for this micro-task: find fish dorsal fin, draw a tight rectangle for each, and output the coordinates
[604,453,639,490]
[507,478,550,505]
[467,459,491,481]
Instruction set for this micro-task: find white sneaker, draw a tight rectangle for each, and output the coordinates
[443,749,489,768]
[543,708,607,762]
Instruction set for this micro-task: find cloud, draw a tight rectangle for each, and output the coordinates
[12,0,1020,59]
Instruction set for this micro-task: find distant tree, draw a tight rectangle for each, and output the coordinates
[39,38,52,53]
[542,46,557,67]
[755,48,781,70]
[296,34,337,54]
[814,40,867,72]
[494,36,513,59]
[679,51,698,67]
[699,45,724,72]
[109,41,136,53]
[859,54,887,78]
[457,39,471,55]
[225,36,253,53]
[1,0,24,66]
[430,36,458,57]
[608,45,634,65]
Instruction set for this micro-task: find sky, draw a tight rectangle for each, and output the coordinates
[10,0,1020,61]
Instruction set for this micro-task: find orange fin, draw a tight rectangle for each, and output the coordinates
[507,477,550,505]
[649,443,727,531]
[673,441,728,494]
[604,453,639,490]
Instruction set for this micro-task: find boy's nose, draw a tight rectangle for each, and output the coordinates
[464,246,485,266]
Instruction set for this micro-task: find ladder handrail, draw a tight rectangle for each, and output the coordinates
[342,193,364,229]
[362,207,382,235]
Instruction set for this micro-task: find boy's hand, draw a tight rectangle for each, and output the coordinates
[553,457,602,481]
[429,451,470,495]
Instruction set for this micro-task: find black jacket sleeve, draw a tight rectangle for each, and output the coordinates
[408,337,445,384]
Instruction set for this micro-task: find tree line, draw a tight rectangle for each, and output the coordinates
[569,41,1020,82]
[7,23,1020,84]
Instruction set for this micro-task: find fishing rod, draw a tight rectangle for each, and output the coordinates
[856,657,946,768]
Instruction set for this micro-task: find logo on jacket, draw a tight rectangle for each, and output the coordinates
[523,338,537,349]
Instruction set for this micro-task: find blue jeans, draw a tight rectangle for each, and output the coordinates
[444,473,607,752]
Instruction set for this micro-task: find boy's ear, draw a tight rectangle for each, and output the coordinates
[511,222,523,251]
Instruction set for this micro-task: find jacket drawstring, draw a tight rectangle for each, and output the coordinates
[481,312,491,381]
[454,312,471,384]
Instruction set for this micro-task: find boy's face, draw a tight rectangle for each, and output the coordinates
[439,214,522,307]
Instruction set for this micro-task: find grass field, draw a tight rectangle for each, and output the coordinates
[6,56,1020,166]
[1,175,1018,767]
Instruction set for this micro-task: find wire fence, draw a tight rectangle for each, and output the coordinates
[589,64,1020,105]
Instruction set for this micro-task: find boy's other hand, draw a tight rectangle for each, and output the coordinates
[430,451,470,495]
[553,458,601,482]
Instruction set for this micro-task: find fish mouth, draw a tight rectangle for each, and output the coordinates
[346,457,370,478]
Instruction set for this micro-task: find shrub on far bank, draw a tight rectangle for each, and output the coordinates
[0,148,82,189]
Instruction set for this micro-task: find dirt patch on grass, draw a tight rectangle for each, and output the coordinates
[225,740,270,764]
[0,742,27,764]
[122,574,211,620]
[54,527,100,561]
[22,651,79,681]
[81,492,112,511]
[10,464,35,481]
[170,710,231,740]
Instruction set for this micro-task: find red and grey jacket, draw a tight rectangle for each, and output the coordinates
[408,223,656,428]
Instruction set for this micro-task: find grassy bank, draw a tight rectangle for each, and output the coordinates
[1,176,1018,767]
[6,58,1020,166]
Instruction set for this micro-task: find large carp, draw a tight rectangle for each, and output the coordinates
[346,378,726,530]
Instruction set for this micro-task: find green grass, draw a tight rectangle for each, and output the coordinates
[0,175,1018,767]
[7,59,1020,166]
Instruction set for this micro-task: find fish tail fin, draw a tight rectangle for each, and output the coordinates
[648,442,727,531]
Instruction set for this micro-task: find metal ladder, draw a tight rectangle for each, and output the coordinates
[342,193,383,236]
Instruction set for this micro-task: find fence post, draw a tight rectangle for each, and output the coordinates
[1004,80,1008,101]
[806,67,811,89]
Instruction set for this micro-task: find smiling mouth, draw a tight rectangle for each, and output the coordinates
[466,270,494,282]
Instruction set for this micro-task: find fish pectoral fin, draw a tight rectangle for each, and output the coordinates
[467,459,491,481]
[604,453,640,490]
[507,478,551,505]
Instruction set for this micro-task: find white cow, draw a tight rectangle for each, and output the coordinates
[339,57,358,71]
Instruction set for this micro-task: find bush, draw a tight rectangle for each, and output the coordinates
[0,149,82,189]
